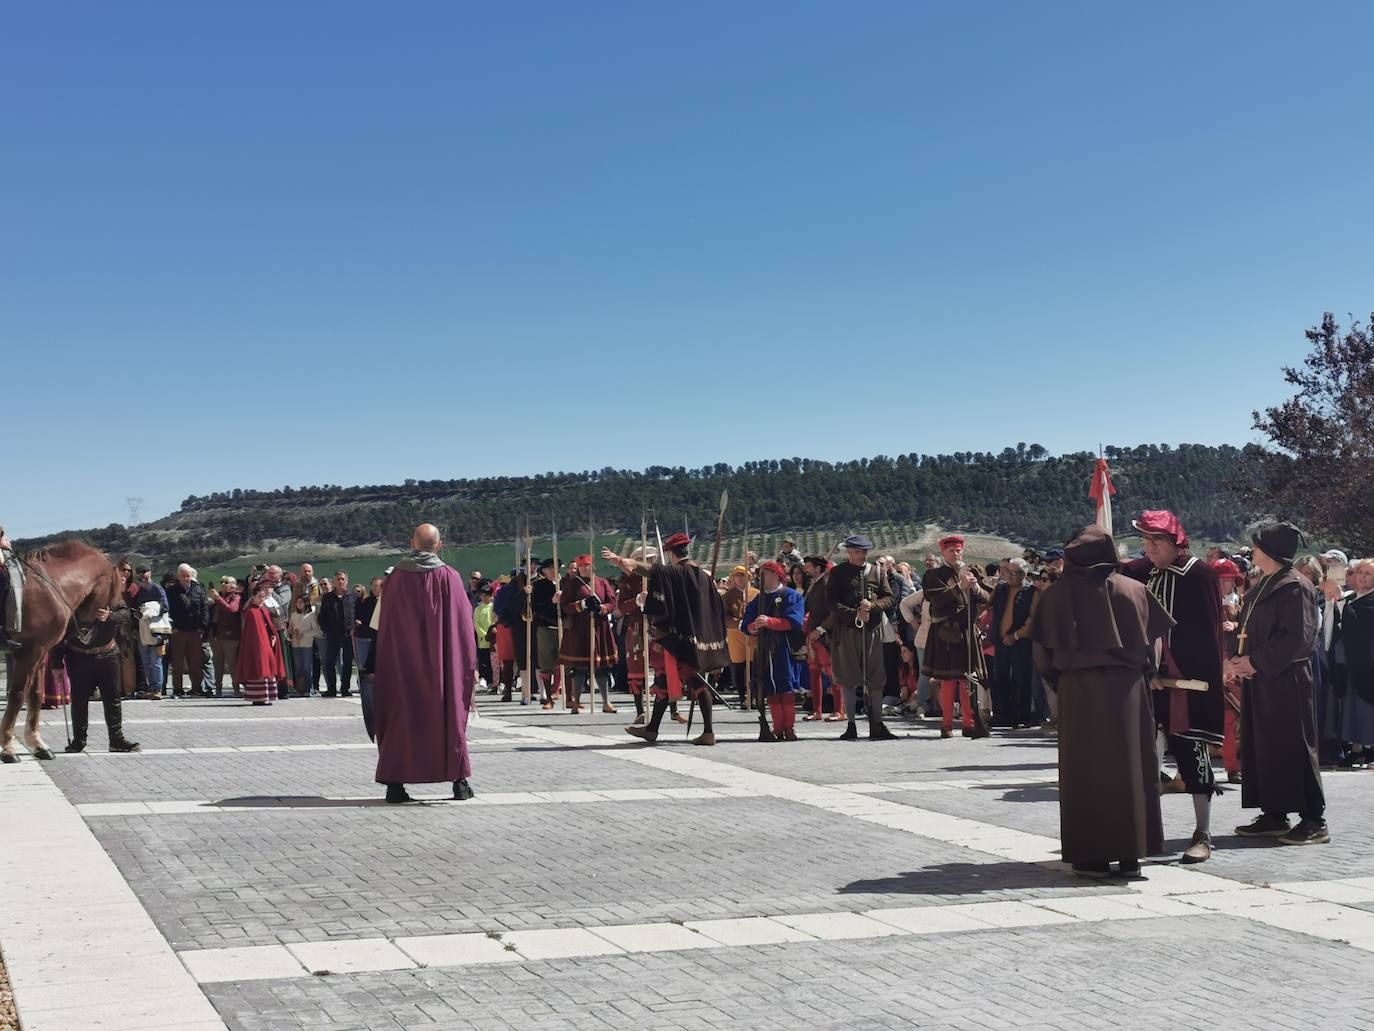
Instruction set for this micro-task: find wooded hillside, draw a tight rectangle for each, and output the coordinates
[20,442,1251,563]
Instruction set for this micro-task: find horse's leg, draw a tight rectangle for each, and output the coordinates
[15,654,53,760]
[0,667,20,761]
[22,662,54,758]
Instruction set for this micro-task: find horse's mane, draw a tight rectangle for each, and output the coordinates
[25,540,123,611]
[24,540,99,564]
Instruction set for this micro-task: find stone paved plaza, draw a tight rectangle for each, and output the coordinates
[4,690,1374,1030]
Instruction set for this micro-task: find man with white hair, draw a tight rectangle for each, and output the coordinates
[165,563,210,698]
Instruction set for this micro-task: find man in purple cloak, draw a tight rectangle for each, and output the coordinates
[374,523,478,804]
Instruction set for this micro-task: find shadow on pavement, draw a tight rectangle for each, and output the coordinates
[838,860,1072,896]
[212,795,394,809]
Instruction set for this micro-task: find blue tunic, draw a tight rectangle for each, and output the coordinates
[742,587,806,698]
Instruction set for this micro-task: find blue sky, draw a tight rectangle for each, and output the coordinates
[5,2,1372,538]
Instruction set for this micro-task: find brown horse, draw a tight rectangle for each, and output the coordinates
[1,541,123,762]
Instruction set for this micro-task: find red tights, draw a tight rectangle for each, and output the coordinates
[767,695,798,734]
[940,680,974,732]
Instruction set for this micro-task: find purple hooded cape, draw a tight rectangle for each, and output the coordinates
[374,555,476,785]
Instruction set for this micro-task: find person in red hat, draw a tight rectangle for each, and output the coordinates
[559,554,620,714]
[1122,509,1225,864]
[1213,558,1245,783]
[612,545,680,726]
[741,561,807,741]
[921,535,992,739]
[603,532,728,745]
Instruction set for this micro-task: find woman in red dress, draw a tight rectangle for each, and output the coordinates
[236,583,286,705]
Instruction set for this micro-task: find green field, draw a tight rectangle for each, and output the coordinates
[197,521,1037,586]
[200,536,631,587]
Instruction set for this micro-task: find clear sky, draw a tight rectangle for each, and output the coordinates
[5,2,1373,538]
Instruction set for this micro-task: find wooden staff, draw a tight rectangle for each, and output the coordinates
[588,511,597,717]
[524,517,534,704]
[552,516,565,709]
[741,519,753,711]
[709,490,729,579]
[640,511,651,709]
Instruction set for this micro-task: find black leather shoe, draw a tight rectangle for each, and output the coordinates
[384,784,413,804]
[1235,813,1290,837]
[64,740,86,754]
[453,779,475,801]
[868,724,898,741]
[837,723,858,741]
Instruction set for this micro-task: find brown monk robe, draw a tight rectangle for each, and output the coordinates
[1034,526,1174,878]
[1228,522,1328,846]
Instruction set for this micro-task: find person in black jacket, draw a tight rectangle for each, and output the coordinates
[64,565,141,753]
[165,564,211,699]
[317,571,358,697]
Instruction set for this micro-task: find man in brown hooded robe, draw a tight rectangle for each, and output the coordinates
[1034,526,1174,878]
[1227,522,1328,846]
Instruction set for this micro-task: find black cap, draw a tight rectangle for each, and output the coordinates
[1251,522,1303,564]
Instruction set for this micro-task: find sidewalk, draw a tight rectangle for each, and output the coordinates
[2,692,1373,1029]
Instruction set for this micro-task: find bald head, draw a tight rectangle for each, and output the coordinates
[412,523,442,552]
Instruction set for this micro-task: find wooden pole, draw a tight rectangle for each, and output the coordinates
[524,517,534,705]
[588,511,597,717]
[552,517,564,709]
[640,511,651,710]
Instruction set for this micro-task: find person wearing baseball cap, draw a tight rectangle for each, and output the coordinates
[1225,522,1328,845]
[1122,509,1225,865]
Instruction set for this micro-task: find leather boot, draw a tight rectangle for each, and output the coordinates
[67,684,90,752]
[104,693,141,753]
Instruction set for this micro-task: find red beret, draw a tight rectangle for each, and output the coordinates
[1132,510,1188,548]
[662,532,691,551]
[938,535,965,549]
[573,554,592,565]
[1211,558,1241,581]
[759,560,787,578]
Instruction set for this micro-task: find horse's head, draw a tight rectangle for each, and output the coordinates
[77,554,126,617]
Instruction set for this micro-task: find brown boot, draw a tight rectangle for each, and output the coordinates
[1180,831,1212,864]
[625,725,658,744]
[1160,775,1187,795]
[692,732,716,746]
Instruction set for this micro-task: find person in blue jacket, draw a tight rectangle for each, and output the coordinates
[742,560,807,741]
